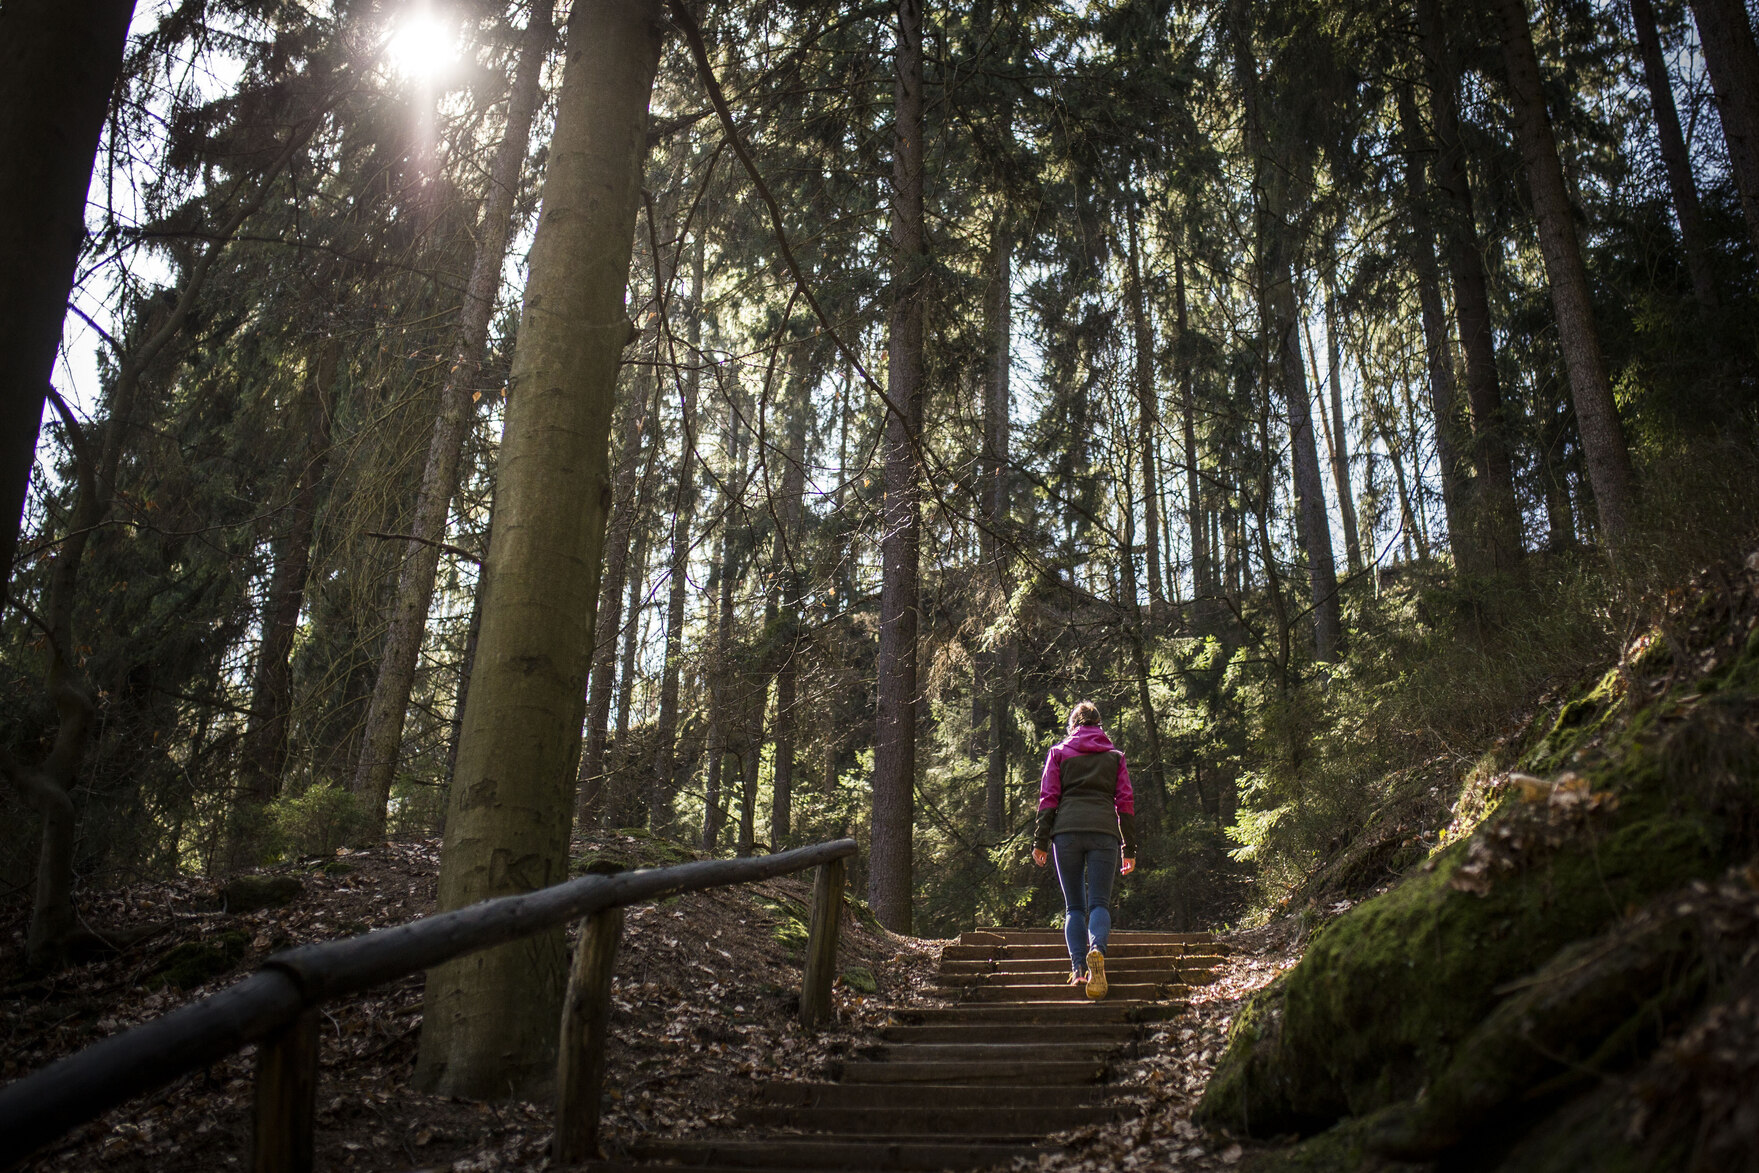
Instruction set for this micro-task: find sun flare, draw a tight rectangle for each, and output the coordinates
[383,8,459,81]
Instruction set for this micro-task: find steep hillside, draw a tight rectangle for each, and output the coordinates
[1197,553,1759,1170]
[3,831,932,1170]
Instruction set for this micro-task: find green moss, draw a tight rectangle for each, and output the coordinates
[148,930,249,990]
[220,874,304,913]
[840,966,878,994]
[1199,644,1754,1139]
[756,893,810,958]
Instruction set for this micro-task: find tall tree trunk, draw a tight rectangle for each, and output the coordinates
[414,0,664,1100]
[615,532,650,750]
[1320,281,1362,576]
[870,0,924,934]
[982,213,1013,836]
[1175,252,1211,620]
[1493,0,1638,547]
[229,338,341,866]
[351,5,557,837]
[768,355,811,848]
[651,231,703,835]
[1231,11,1342,662]
[1688,0,1759,257]
[1631,0,1719,305]
[1117,495,1170,822]
[0,0,136,587]
[702,384,749,853]
[1396,80,1477,570]
[1539,397,1577,550]
[576,367,660,830]
[1418,0,1524,570]
[1124,201,1165,611]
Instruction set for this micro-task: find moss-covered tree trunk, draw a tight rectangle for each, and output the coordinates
[870,0,925,934]
[1493,0,1636,547]
[412,0,664,1101]
[351,4,557,837]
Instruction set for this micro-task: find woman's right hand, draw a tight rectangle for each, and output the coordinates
[1032,848,1048,868]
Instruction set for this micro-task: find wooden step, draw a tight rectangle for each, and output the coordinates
[959,929,1217,946]
[735,1104,1124,1134]
[939,942,1202,962]
[935,966,1186,985]
[930,981,1187,1002]
[861,1041,1125,1063]
[935,956,1196,970]
[878,1022,1139,1044]
[629,1138,1042,1169]
[837,1059,1108,1085]
[751,1082,1133,1109]
[894,1000,1183,1024]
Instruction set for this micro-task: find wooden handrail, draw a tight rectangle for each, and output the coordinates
[0,837,858,1169]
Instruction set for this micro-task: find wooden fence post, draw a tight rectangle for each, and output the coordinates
[253,1008,318,1173]
[554,906,624,1163]
[799,857,846,1030]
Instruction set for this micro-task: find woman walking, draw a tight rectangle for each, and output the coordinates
[1031,701,1137,999]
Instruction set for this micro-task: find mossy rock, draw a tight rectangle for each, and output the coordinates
[220,874,304,913]
[840,966,878,994]
[757,893,810,957]
[1200,631,1759,1140]
[148,930,249,990]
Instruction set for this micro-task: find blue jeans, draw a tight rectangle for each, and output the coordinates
[1052,832,1118,973]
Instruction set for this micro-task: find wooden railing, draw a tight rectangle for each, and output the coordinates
[0,838,858,1172]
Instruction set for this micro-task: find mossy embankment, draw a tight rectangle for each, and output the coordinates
[1197,557,1759,1170]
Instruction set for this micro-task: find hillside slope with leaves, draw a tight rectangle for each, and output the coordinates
[1197,551,1759,1171]
[2,831,933,1171]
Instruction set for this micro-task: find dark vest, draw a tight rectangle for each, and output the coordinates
[1048,750,1123,840]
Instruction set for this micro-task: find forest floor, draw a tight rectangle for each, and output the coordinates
[1,827,1324,1172]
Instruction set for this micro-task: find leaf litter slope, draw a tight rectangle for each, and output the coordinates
[1,832,935,1171]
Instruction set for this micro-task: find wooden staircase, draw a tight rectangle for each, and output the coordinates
[583,928,1225,1172]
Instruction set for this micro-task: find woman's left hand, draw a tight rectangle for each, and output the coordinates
[1032,848,1048,868]
[1120,856,1136,875]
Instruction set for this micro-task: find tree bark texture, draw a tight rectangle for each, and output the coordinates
[1124,202,1164,609]
[1396,81,1476,570]
[351,4,557,838]
[769,358,812,849]
[414,0,665,1100]
[230,338,342,867]
[0,0,136,588]
[1320,285,1362,577]
[1231,10,1342,662]
[651,232,703,835]
[702,389,749,852]
[1493,0,1637,547]
[870,0,925,934]
[1418,0,1524,570]
[1175,252,1212,619]
[1631,0,1719,305]
[576,368,659,830]
[982,214,1012,836]
[1688,0,1759,257]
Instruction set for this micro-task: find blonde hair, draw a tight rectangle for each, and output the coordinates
[1067,701,1101,735]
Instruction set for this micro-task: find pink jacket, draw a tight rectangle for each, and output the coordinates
[1037,725,1135,814]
